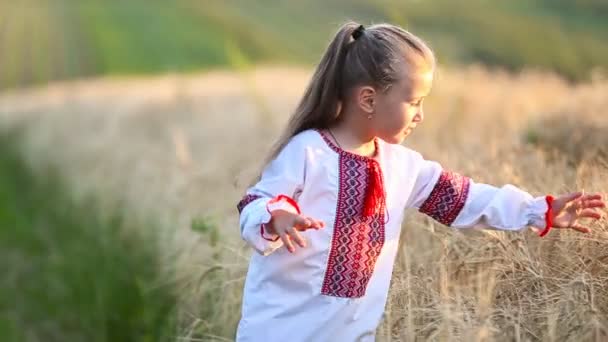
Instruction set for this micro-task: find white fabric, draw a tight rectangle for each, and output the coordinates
[236,129,548,341]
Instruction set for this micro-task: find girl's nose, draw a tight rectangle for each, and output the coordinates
[413,110,424,123]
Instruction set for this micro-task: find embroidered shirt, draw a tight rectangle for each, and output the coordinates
[235,129,548,341]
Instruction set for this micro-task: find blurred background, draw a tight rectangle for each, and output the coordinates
[1,1,607,341]
[2,0,608,89]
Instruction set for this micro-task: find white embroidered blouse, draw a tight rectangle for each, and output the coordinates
[235,129,549,341]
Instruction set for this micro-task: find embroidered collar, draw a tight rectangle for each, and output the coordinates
[314,128,380,161]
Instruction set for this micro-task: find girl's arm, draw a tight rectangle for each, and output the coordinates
[405,152,605,234]
[236,136,318,256]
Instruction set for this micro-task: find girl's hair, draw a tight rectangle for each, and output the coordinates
[259,21,435,179]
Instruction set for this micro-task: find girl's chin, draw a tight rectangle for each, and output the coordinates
[378,128,412,144]
[383,132,408,144]
[400,129,414,142]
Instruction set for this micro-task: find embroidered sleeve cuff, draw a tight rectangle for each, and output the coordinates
[527,195,551,232]
[261,195,301,242]
[238,194,294,256]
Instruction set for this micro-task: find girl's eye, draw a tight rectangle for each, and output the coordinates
[410,99,423,106]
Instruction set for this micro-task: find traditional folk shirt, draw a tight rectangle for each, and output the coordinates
[235,129,549,341]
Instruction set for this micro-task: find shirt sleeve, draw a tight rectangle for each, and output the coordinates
[236,136,307,256]
[405,151,549,231]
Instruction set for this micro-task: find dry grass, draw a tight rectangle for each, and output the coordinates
[0,65,607,341]
[525,82,608,166]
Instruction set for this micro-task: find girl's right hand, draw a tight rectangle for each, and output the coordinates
[266,209,325,253]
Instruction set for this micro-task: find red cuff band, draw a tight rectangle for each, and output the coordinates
[260,195,300,242]
[539,195,554,237]
[266,194,301,214]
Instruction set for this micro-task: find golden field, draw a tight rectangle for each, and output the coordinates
[1,66,607,341]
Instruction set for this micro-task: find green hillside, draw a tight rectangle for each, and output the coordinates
[1,0,606,89]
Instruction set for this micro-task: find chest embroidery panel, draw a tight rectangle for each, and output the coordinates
[320,151,387,299]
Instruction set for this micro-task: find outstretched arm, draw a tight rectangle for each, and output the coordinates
[405,153,605,235]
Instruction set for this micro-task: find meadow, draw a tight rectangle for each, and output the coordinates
[1,0,608,340]
[0,65,607,340]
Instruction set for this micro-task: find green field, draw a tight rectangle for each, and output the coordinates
[1,0,607,90]
[0,129,178,342]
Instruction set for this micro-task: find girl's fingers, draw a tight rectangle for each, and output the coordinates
[582,193,603,201]
[280,233,295,253]
[294,215,313,230]
[579,209,602,220]
[582,200,606,209]
[288,228,307,248]
[307,216,325,229]
[570,223,590,234]
[294,215,325,231]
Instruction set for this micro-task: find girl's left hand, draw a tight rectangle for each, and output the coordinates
[551,192,606,233]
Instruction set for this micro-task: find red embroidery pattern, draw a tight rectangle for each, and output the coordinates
[318,131,386,299]
[237,194,262,214]
[419,171,470,226]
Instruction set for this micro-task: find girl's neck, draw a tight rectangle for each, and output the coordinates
[328,119,376,158]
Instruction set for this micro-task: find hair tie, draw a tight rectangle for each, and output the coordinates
[352,24,365,40]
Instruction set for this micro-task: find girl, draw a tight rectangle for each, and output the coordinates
[235,22,605,341]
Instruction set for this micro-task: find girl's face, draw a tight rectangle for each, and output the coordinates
[372,69,433,144]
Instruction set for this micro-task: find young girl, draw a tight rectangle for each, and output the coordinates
[235,22,605,341]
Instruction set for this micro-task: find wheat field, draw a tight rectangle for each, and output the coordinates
[0,65,607,341]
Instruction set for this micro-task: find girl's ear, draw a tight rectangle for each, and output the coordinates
[358,86,376,114]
